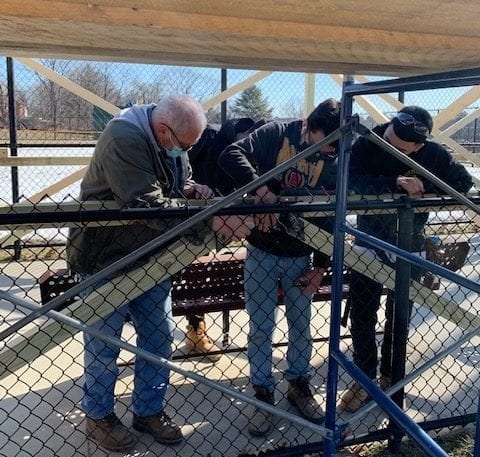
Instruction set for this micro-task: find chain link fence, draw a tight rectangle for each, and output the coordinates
[0,195,478,456]
[0,58,479,456]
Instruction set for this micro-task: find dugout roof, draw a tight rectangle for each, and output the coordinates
[0,1,480,75]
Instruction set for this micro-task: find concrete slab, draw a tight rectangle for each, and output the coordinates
[0,253,478,457]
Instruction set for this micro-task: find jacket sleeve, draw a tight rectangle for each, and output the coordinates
[429,148,474,194]
[99,131,175,208]
[218,122,280,188]
[349,136,398,194]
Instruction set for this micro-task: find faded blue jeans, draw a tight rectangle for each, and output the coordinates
[80,275,174,419]
[244,244,313,391]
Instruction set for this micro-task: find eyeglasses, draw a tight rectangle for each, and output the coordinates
[164,124,194,152]
[395,112,430,136]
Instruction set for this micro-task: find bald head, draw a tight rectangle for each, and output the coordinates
[152,96,207,139]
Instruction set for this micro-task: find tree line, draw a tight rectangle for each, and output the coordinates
[2,60,277,131]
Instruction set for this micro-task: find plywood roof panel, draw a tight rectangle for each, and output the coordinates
[0,0,479,75]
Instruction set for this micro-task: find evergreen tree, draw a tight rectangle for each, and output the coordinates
[230,85,273,119]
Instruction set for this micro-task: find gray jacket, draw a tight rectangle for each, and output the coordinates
[67,104,204,274]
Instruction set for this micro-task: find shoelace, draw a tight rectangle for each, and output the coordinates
[99,413,122,428]
[157,412,176,427]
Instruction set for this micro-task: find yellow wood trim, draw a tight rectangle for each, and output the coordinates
[297,220,480,331]
[304,74,315,117]
[15,58,120,116]
[0,157,91,166]
[433,87,480,129]
[0,234,217,381]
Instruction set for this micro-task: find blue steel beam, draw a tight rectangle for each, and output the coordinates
[333,350,450,457]
[348,226,480,294]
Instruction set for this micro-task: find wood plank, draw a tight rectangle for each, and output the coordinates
[432,87,480,130]
[3,1,480,46]
[0,157,91,166]
[16,58,120,116]
[304,74,316,117]
[1,1,480,74]
[296,219,480,331]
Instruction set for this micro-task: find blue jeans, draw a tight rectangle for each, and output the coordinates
[80,276,174,419]
[244,244,313,391]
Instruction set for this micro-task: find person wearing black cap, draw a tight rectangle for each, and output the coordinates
[339,106,473,412]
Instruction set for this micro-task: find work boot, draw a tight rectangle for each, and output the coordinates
[248,387,275,437]
[378,375,391,391]
[132,411,183,445]
[339,382,369,412]
[287,377,324,423]
[85,413,137,452]
[185,320,222,362]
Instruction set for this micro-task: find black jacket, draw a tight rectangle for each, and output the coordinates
[349,123,473,251]
[219,120,337,264]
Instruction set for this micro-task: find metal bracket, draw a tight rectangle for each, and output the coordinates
[338,114,360,137]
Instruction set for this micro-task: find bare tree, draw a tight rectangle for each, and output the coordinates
[158,67,219,102]
[121,79,164,105]
[65,62,122,130]
[27,59,73,129]
[281,96,304,119]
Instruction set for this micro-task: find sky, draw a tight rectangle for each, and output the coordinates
[0,58,477,119]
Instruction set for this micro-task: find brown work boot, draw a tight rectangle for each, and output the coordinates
[185,320,222,362]
[248,387,275,437]
[287,377,324,423]
[85,413,137,452]
[132,411,183,444]
[339,382,369,412]
[378,375,391,391]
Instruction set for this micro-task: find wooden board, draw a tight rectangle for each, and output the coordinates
[1,1,480,75]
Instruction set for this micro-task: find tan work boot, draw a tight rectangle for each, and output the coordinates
[248,387,275,437]
[287,377,324,423]
[86,413,137,452]
[132,411,183,445]
[339,382,369,412]
[378,375,391,391]
[185,320,222,362]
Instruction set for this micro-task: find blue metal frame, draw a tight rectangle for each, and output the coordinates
[475,390,480,457]
[324,67,480,457]
[343,67,480,95]
[349,227,480,293]
[323,75,356,457]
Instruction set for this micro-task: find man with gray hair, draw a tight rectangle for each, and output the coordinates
[67,96,214,452]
